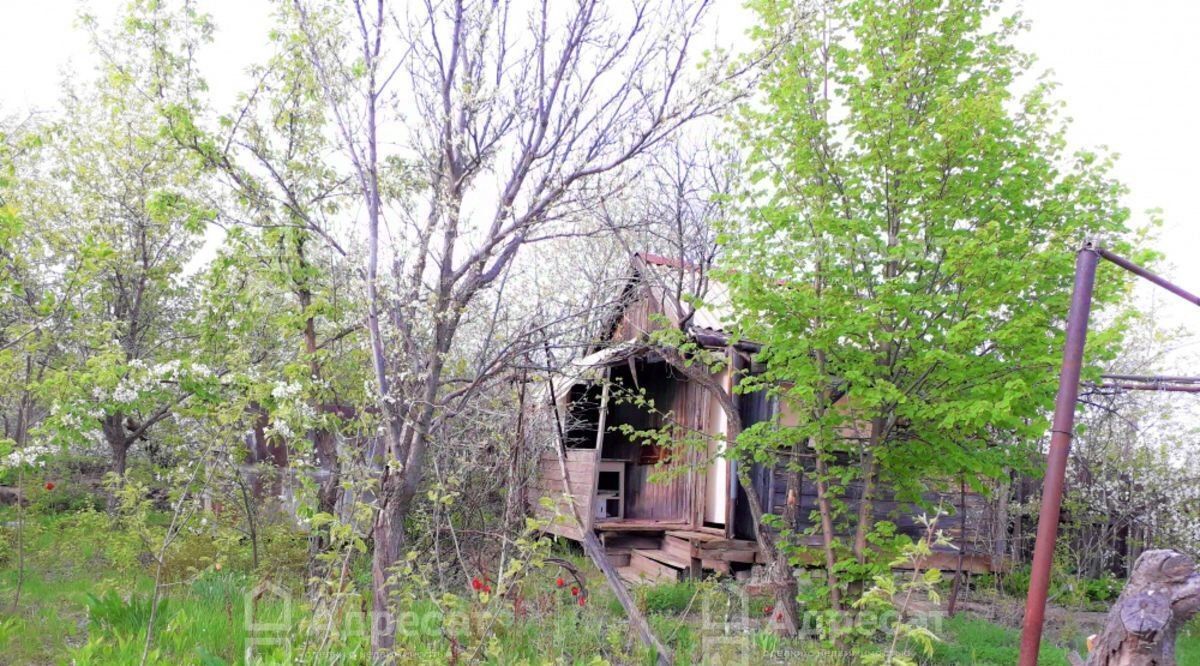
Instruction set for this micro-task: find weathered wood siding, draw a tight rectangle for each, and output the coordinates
[602,361,700,523]
[736,388,1001,559]
[760,470,995,552]
[609,278,681,344]
[528,448,599,540]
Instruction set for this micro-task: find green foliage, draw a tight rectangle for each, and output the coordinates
[1000,565,1032,599]
[0,523,12,566]
[1081,573,1122,603]
[993,563,1121,609]
[932,614,1072,665]
[638,580,700,615]
[722,0,1146,615]
[86,590,170,635]
[854,512,951,664]
[29,482,104,513]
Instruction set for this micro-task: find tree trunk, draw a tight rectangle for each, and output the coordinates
[811,436,843,612]
[102,414,130,511]
[370,478,406,657]
[947,477,968,616]
[852,417,885,571]
[782,456,803,533]
[104,413,130,478]
[313,428,339,516]
[1086,549,1200,665]
[298,271,340,519]
[776,451,813,625]
[733,463,801,636]
[992,474,1011,572]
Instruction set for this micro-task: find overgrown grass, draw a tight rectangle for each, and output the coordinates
[931,615,1070,665]
[6,506,1197,665]
[930,605,1200,665]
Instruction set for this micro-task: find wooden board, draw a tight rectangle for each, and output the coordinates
[665,529,725,543]
[529,449,599,540]
[629,551,683,583]
[633,548,690,571]
[596,519,691,532]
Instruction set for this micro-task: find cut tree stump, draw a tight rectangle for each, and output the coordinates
[1085,549,1200,665]
[0,486,24,506]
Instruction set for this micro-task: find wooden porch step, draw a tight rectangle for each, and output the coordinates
[620,561,675,585]
[662,535,693,561]
[617,566,661,586]
[634,548,690,569]
[665,531,759,564]
[665,529,726,543]
[596,520,690,532]
[604,547,632,568]
[600,533,661,550]
[630,549,686,582]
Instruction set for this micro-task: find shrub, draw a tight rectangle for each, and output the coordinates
[85,591,170,635]
[254,520,309,581]
[639,581,698,614]
[0,524,12,566]
[30,483,103,513]
[1000,565,1031,598]
[1082,574,1122,603]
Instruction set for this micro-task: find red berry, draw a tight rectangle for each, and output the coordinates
[571,586,579,596]
[578,596,586,607]
[774,611,783,621]
[482,585,491,593]
[471,577,483,590]
[556,577,565,587]
[44,482,55,491]
[762,605,773,615]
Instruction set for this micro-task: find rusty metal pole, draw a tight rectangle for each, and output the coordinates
[1097,248,1200,307]
[1018,243,1100,665]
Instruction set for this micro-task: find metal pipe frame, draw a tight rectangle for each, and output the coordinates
[1019,243,1200,664]
[1018,243,1099,665]
[1097,247,1200,307]
[1098,382,1200,393]
[1101,373,1200,384]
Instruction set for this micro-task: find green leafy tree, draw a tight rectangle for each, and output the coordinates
[724,0,1143,621]
[19,12,216,484]
[150,1,369,520]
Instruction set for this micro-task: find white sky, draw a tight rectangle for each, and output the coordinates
[1014,1,1200,360]
[2,0,1197,368]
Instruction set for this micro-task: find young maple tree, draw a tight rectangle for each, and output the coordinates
[722,0,1144,617]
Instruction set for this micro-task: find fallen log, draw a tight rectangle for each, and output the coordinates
[1085,549,1200,665]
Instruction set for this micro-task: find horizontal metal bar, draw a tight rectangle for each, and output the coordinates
[1098,381,1200,393]
[1101,373,1200,384]
[1097,248,1200,307]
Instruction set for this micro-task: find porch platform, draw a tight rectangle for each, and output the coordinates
[594,518,692,532]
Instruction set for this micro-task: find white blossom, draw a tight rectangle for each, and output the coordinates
[271,381,301,400]
[112,384,138,404]
[1,444,54,470]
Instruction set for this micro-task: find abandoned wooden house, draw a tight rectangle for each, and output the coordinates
[529,253,1009,585]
